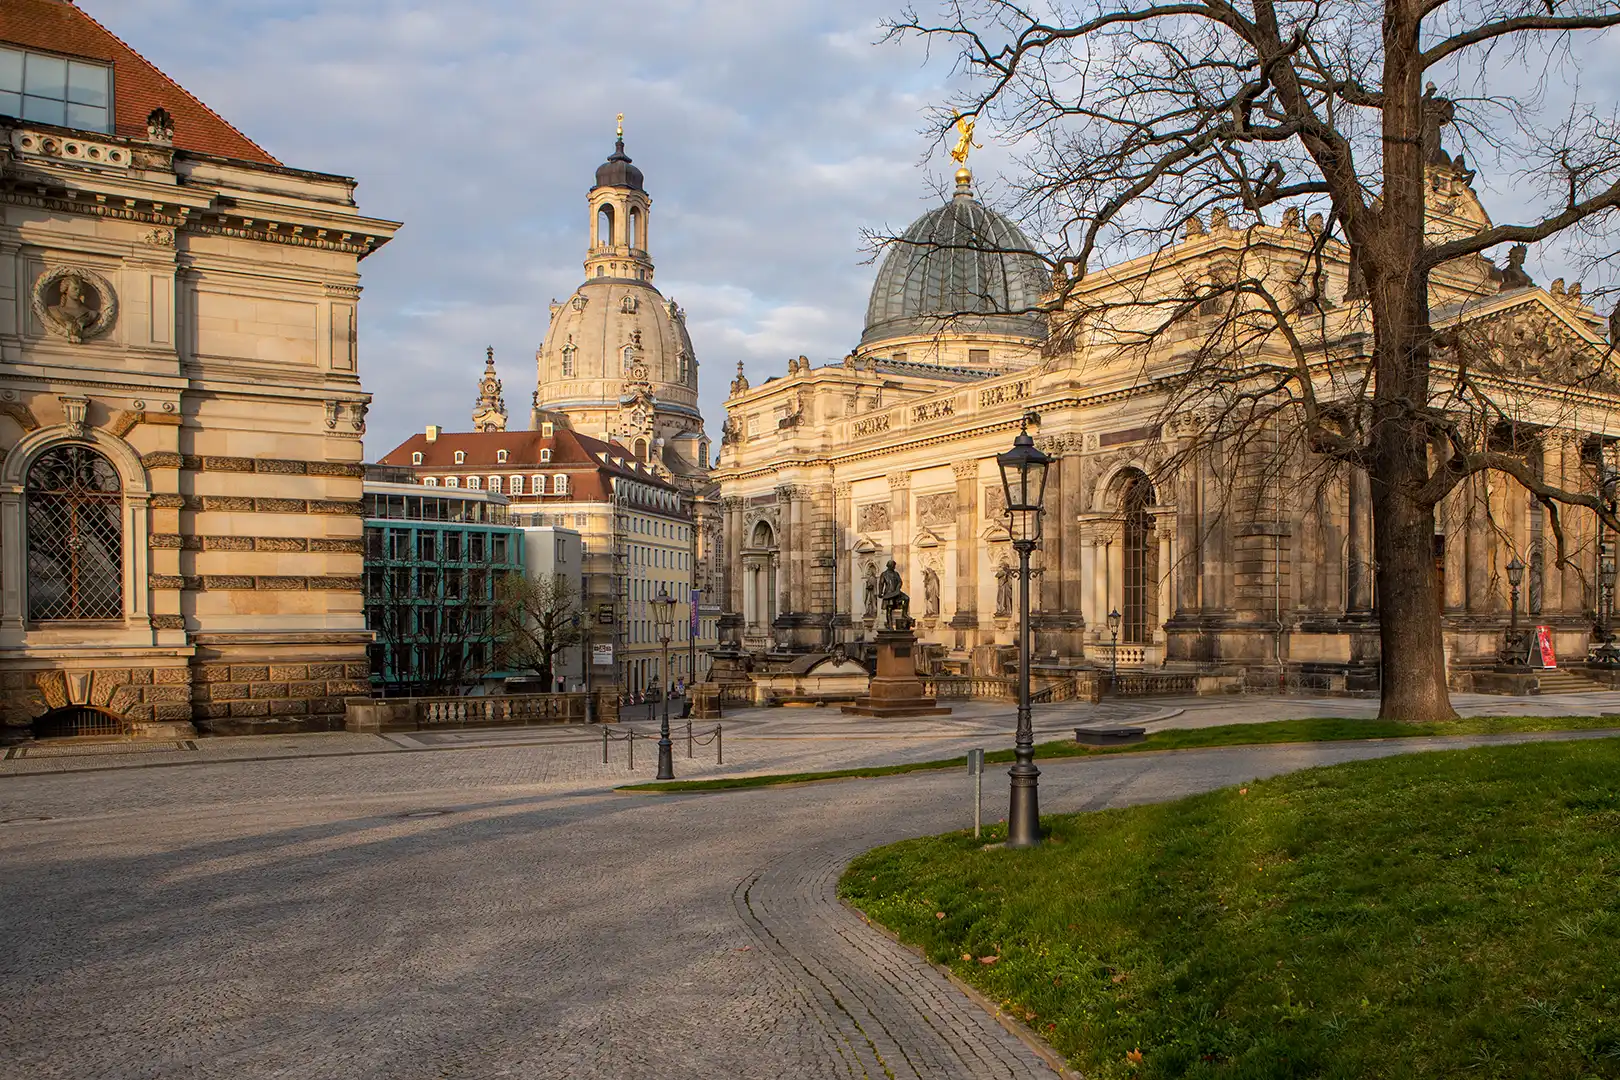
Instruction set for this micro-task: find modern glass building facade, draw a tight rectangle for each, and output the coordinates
[362,478,525,695]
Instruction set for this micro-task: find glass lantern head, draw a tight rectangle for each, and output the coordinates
[997,412,1050,543]
[1107,608,1122,633]
[653,584,675,638]
[1506,556,1525,588]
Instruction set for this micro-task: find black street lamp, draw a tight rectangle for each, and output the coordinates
[1596,553,1619,666]
[1501,555,1526,667]
[1107,607,1122,682]
[653,584,677,780]
[996,411,1051,849]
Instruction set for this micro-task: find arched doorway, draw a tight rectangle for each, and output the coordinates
[33,706,125,739]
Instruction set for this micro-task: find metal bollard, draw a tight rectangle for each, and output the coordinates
[967,748,985,838]
[602,726,608,764]
[716,724,723,765]
[686,719,693,758]
[628,732,634,770]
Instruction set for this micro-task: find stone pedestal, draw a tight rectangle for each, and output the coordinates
[842,628,951,718]
[689,682,721,719]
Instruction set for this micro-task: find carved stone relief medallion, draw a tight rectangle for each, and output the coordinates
[915,492,956,527]
[857,503,891,531]
[33,266,117,343]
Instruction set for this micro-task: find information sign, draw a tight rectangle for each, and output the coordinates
[1535,625,1557,669]
[592,643,614,666]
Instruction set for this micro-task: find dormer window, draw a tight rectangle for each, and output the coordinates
[497,449,508,463]
[541,449,552,463]
[454,450,466,464]
[0,48,112,134]
[411,451,423,465]
[542,422,554,437]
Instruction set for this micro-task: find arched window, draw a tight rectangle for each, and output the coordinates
[497,450,508,464]
[532,474,546,494]
[622,345,635,372]
[628,207,641,249]
[561,343,576,378]
[1119,472,1157,645]
[509,475,523,495]
[411,451,422,464]
[488,476,501,493]
[466,476,481,490]
[541,449,552,463]
[554,474,569,495]
[678,351,689,384]
[445,477,459,489]
[424,477,438,487]
[634,438,649,462]
[26,444,123,621]
[454,450,466,464]
[597,204,615,247]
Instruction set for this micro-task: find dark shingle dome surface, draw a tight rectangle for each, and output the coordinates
[861,175,1048,348]
[594,138,644,192]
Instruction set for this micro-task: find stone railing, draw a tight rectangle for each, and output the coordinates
[923,676,1018,701]
[345,690,617,733]
[1109,672,1198,697]
[1094,642,1148,668]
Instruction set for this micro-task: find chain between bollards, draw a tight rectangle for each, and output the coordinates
[601,724,721,768]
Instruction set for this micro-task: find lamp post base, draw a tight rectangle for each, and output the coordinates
[656,738,674,781]
[1006,761,1041,848]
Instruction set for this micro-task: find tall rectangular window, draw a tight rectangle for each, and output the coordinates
[508,475,523,495]
[0,47,112,133]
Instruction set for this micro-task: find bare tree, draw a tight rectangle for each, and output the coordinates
[494,574,584,692]
[365,563,505,697]
[888,0,1620,719]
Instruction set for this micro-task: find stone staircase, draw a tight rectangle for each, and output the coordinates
[1534,668,1610,694]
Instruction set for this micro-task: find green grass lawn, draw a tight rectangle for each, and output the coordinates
[840,738,1620,1079]
[620,714,1620,793]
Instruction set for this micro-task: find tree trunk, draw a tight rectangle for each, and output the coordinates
[1369,449,1459,720]
[1361,0,1458,722]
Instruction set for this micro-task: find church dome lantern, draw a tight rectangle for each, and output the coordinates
[595,138,645,193]
[860,168,1048,354]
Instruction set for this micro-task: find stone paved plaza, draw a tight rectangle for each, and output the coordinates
[2,695,1617,1078]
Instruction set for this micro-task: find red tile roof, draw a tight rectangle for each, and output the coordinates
[376,427,682,493]
[0,0,278,165]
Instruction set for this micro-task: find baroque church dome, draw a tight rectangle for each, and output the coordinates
[860,169,1048,351]
[532,130,709,480]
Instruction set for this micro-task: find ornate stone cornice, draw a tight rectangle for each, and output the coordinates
[832,481,853,497]
[951,460,979,479]
[887,471,911,489]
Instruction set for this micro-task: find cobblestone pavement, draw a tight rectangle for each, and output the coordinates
[2,714,1617,1079]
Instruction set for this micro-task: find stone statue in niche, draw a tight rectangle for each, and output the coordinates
[995,561,1015,617]
[922,566,941,618]
[863,563,879,621]
[877,559,911,630]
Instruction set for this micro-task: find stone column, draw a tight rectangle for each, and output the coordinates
[1155,507,1175,641]
[1346,466,1373,614]
[887,471,911,582]
[1174,458,1200,614]
[1464,472,1490,615]
[833,481,853,635]
[0,488,21,629]
[1060,438,1084,632]
[950,461,978,637]
[1558,433,1586,616]
[723,496,745,623]
[790,484,810,617]
[774,484,794,618]
[1040,444,1064,615]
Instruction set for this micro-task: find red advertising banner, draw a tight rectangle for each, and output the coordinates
[1535,625,1557,669]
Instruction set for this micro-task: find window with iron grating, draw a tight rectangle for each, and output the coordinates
[26,445,123,621]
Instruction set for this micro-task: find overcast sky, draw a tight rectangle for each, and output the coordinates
[92,1,1618,460]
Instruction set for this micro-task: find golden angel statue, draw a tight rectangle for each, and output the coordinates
[949,116,981,165]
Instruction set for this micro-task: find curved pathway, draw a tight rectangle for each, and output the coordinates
[1,728,1613,1078]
